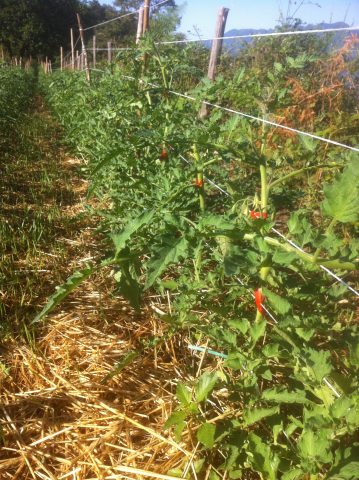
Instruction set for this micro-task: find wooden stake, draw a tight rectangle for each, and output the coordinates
[208,7,229,81]
[107,41,112,64]
[77,13,91,82]
[71,28,75,70]
[199,7,229,118]
[142,0,151,71]
[45,56,48,73]
[76,50,79,70]
[93,35,96,68]
[136,7,144,44]
[143,0,151,34]
[60,46,64,71]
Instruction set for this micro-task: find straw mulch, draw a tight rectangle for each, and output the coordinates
[0,280,195,480]
[0,123,198,479]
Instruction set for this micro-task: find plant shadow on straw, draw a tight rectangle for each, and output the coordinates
[0,95,87,340]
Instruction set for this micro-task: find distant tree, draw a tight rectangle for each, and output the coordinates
[0,0,80,58]
[0,0,179,60]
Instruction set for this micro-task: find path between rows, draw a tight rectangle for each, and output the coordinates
[0,97,193,480]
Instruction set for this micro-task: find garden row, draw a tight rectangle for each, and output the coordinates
[0,66,36,151]
[40,38,359,480]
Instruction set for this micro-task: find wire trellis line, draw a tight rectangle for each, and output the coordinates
[178,149,358,297]
[86,70,358,154]
[157,25,359,45]
[85,70,358,297]
[83,0,172,31]
[89,48,134,51]
[271,228,359,297]
[74,69,345,399]
[84,11,139,32]
[167,90,359,153]
[186,263,341,399]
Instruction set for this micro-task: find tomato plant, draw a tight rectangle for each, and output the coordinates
[40,35,359,479]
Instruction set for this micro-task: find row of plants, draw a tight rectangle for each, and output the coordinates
[0,65,36,152]
[0,65,77,337]
[0,66,38,325]
[40,34,358,480]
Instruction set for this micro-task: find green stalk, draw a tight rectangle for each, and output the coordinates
[313,217,336,261]
[255,128,269,322]
[259,125,268,211]
[260,161,268,211]
[263,235,356,270]
[194,240,203,281]
[160,65,169,90]
[267,163,340,192]
[193,144,205,212]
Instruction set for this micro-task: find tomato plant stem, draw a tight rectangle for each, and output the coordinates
[260,161,268,211]
[193,144,205,212]
[267,163,340,192]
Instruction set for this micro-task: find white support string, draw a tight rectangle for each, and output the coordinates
[100,72,359,152]
[157,26,359,46]
[90,48,134,51]
[83,0,172,31]
[271,228,359,297]
[70,66,344,398]
[166,90,359,153]
[83,70,358,298]
[178,147,358,297]
[233,277,340,397]
[84,11,139,31]
[194,244,341,398]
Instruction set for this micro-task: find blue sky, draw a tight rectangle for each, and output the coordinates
[100,1,359,37]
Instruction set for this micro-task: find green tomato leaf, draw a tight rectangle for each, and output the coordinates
[145,237,189,289]
[243,406,279,426]
[247,433,279,480]
[282,469,305,480]
[164,411,186,430]
[328,461,359,480]
[263,288,291,315]
[32,265,94,324]
[303,348,332,382]
[298,429,333,467]
[262,387,309,404]
[321,160,359,223]
[250,319,267,345]
[195,371,218,403]
[111,209,155,257]
[116,267,142,311]
[197,422,216,448]
[176,382,192,406]
[327,445,359,480]
[228,319,250,335]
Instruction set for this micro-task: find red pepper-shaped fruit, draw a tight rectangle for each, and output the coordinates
[160,149,168,160]
[250,210,268,220]
[254,289,265,314]
[195,178,203,188]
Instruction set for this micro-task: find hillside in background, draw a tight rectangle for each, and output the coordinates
[203,22,359,53]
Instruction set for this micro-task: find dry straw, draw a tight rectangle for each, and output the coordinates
[0,282,195,479]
